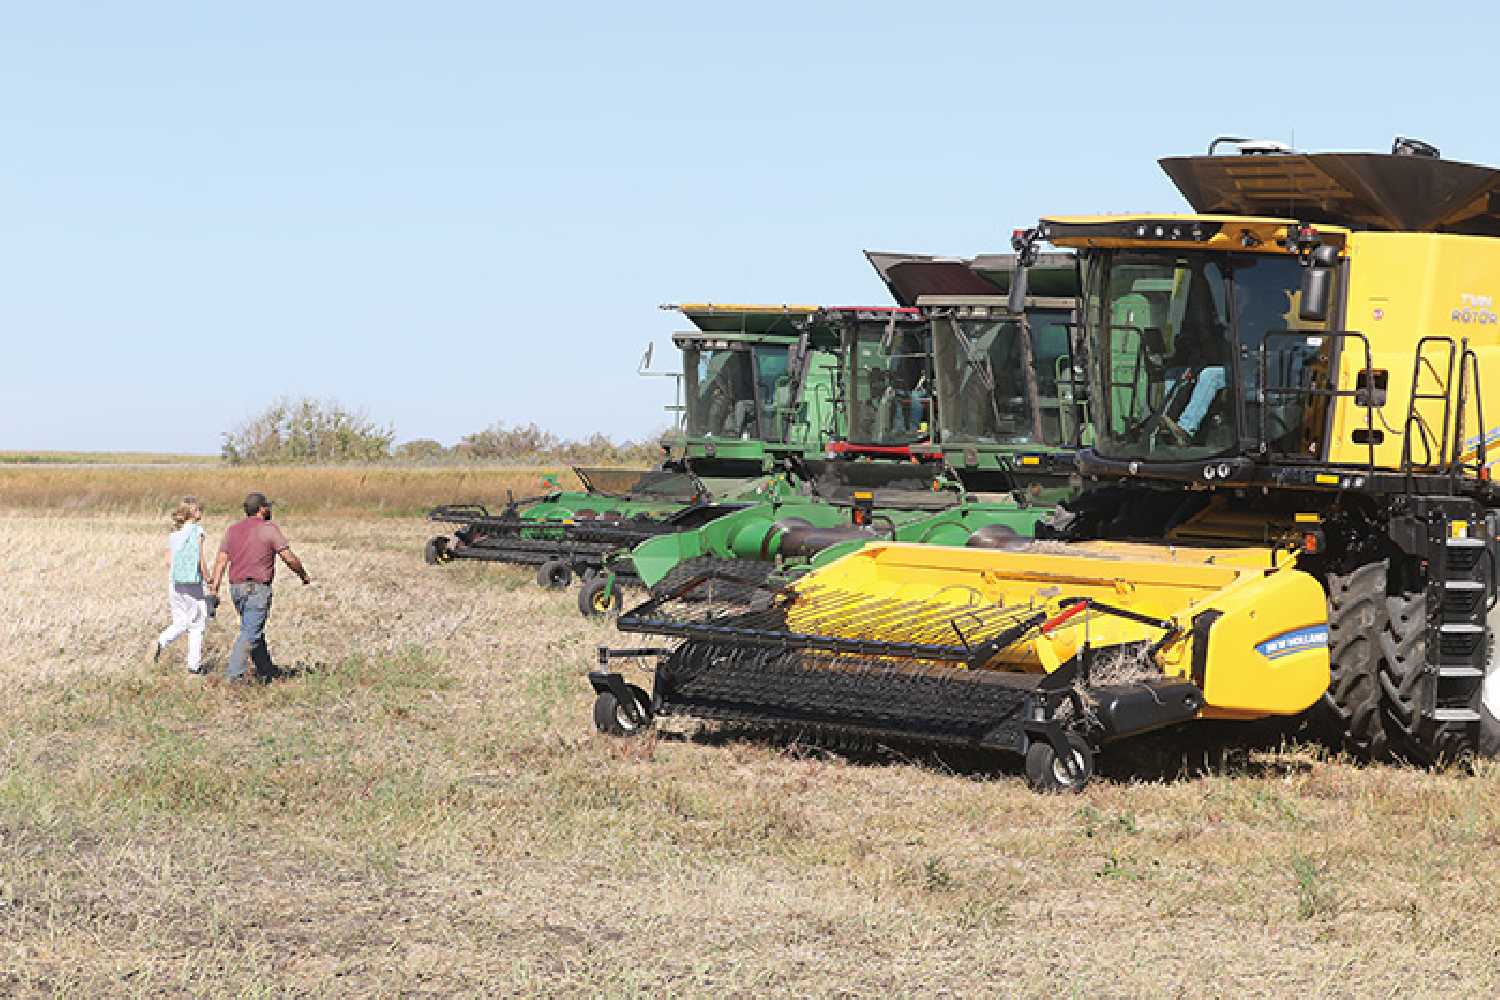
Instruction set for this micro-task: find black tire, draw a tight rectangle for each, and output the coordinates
[592,684,653,737]
[1318,561,1389,760]
[1476,603,1500,758]
[578,576,624,618]
[1480,703,1500,758]
[424,536,449,565]
[536,560,572,590]
[1024,732,1094,793]
[1378,588,1453,763]
[1381,586,1500,764]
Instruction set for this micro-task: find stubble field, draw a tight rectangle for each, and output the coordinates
[2,472,1499,997]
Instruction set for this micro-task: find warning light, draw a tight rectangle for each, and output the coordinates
[852,490,875,527]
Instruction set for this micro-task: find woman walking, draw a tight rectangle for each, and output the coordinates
[153,497,213,673]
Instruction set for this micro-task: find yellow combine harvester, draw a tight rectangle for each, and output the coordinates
[590,137,1500,790]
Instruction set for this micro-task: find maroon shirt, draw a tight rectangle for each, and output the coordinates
[220,516,290,585]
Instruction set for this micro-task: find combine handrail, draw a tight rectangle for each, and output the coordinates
[1400,336,1458,490]
[1257,330,1376,471]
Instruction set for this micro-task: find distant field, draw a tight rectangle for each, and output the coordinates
[0,463,586,515]
[0,450,219,465]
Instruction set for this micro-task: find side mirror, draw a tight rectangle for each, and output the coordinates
[1299,245,1339,323]
[1008,265,1029,316]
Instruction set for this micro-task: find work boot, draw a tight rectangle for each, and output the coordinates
[1159,414,1191,446]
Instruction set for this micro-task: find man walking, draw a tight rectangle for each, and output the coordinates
[208,492,311,683]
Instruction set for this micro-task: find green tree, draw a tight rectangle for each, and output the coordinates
[221,397,395,464]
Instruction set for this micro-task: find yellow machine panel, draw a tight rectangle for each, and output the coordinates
[1329,231,1500,470]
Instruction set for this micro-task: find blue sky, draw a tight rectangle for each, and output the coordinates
[0,2,1490,452]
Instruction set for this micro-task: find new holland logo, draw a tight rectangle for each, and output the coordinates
[1255,625,1330,660]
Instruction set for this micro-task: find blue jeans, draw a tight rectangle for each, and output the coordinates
[228,582,275,680]
[1172,366,1228,434]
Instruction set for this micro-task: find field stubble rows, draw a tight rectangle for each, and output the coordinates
[1,506,1498,997]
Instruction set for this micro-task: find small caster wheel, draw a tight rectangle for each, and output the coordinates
[424,536,451,565]
[536,559,573,590]
[578,576,624,618]
[593,684,653,737]
[1025,732,1094,793]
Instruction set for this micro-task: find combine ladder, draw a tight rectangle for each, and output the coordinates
[1424,524,1488,727]
[1399,338,1490,733]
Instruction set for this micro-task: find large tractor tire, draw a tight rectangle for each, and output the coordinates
[1481,675,1500,758]
[1380,586,1500,763]
[1319,561,1389,760]
[1478,603,1500,757]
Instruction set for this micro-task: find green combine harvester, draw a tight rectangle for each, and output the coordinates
[424,304,842,588]
[576,260,1086,615]
[573,303,934,615]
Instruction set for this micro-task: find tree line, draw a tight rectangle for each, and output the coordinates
[221,397,662,466]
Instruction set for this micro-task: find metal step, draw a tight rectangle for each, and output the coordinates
[1438,666,1486,678]
[1438,623,1484,634]
[1445,537,1486,548]
[1432,707,1482,723]
[1444,579,1486,590]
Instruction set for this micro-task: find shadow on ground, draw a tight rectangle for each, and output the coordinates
[650,715,1325,788]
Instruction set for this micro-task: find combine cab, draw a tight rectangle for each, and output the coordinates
[664,303,844,470]
[867,251,1084,500]
[591,139,1500,786]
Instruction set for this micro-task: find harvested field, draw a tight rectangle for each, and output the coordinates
[1,492,1498,996]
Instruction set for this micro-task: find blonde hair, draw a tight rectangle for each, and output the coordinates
[171,496,202,529]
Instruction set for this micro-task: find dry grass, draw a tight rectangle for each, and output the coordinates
[0,450,219,466]
[0,465,583,517]
[2,504,1499,997]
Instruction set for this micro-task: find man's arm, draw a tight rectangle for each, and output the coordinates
[208,551,230,594]
[279,547,311,585]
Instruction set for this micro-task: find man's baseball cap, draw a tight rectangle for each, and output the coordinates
[243,492,274,515]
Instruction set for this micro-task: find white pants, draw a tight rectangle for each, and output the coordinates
[159,581,208,671]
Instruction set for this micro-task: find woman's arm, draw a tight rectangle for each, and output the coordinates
[199,531,213,583]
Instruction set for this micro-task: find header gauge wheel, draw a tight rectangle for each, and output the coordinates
[537,560,573,590]
[1025,733,1094,793]
[578,576,624,618]
[593,684,653,737]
